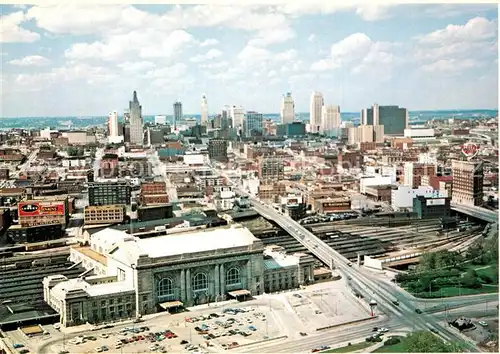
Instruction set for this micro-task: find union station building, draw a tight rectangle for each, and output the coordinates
[44,225,315,327]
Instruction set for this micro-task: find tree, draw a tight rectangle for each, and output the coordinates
[462,269,481,289]
[402,331,460,353]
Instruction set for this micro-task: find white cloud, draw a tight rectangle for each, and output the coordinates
[248,26,296,47]
[276,3,395,21]
[0,11,40,43]
[118,61,156,73]
[199,38,219,47]
[65,29,195,62]
[145,64,188,80]
[355,5,393,21]
[190,49,223,63]
[421,59,478,73]
[199,61,229,70]
[26,5,152,36]
[308,34,316,42]
[268,70,277,78]
[310,33,396,73]
[414,17,497,73]
[416,17,497,45]
[9,55,51,67]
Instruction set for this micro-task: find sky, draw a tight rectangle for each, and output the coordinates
[0,3,498,117]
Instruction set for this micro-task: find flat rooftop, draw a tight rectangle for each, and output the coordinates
[110,225,260,264]
[73,246,107,265]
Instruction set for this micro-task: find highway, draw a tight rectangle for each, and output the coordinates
[217,171,486,351]
[451,203,499,223]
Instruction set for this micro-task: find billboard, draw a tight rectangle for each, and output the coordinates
[18,202,65,217]
[426,199,446,206]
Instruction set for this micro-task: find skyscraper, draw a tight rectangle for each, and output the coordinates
[129,91,144,145]
[321,105,341,136]
[173,101,182,129]
[231,105,245,129]
[107,110,119,137]
[361,104,407,135]
[309,92,324,133]
[244,111,263,137]
[280,93,295,124]
[201,95,208,126]
[451,160,484,206]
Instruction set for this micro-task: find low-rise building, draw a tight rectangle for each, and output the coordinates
[263,245,315,292]
[413,196,451,219]
[314,196,351,213]
[84,205,126,225]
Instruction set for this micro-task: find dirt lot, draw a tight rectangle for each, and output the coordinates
[463,318,498,353]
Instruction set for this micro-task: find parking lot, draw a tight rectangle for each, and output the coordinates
[5,281,372,354]
[286,284,370,328]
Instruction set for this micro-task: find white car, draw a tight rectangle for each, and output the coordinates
[378,328,389,333]
[478,321,488,327]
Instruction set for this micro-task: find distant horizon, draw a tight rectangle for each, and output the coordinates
[1,108,498,119]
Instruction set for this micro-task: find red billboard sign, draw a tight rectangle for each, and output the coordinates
[18,202,65,217]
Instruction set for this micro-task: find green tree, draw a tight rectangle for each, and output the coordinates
[402,331,460,352]
[462,269,481,289]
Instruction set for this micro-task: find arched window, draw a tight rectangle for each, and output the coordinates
[226,267,241,286]
[192,273,208,292]
[157,278,174,299]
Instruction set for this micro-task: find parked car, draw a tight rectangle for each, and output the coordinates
[478,321,488,327]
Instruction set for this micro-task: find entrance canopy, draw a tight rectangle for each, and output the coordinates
[228,290,251,298]
[159,301,183,310]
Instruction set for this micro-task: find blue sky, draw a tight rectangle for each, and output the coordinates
[0,3,498,117]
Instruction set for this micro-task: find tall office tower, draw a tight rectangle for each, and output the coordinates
[244,111,264,137]
[373,125,385,142]
[107,110,119,137]
[360,108,368,125]
[451,160,484,206]
[221,106,230,129]
[129,91,144,145]
[362,104,407,135]
[280,92,295,124]
[231,105,245,129]
[309,92,324,133]
[173,101,182,129]
[320,105,341,136]
[154,115,166,125]
[201,95,209,126]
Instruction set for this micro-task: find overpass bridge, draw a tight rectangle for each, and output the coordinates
[451,203,498,223]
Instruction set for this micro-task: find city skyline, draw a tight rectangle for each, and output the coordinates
[1,3,498,117]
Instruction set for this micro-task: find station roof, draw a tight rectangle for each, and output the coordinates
[109,225,260,265]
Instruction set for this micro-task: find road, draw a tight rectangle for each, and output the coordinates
[451,203,498,223]
[217,170,487,351]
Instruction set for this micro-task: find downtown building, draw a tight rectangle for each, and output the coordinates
[129,91,144,146]
[244,111,263,137]
[208,138,228,162]
[321,105,341,137]
[451,159,484,207]
[280,93,295,124]
[173,101,183,130]
[88,181,132,206]
[361,104,408,136]
[201,95,208,126]
[309,92,324,134]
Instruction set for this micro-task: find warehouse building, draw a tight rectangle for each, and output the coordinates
[84,205,126,225]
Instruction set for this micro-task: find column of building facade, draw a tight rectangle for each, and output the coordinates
[180,269,186,303]
[214,264,220,297]
[219,263,225,295]
[246,260,252,290]
[186,268,192,304]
